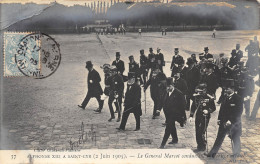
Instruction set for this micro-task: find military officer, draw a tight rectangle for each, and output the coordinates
[117,72,142,131]
[107,66,124,122]
[159,77,186,148]
[78,61,103,111]
[189,83,216,152]
[207,80,243,158]
[156,48,165,72]
[140,49,149,85]
[170,48,184,77]
[112,52,125,75]
[144,68,167,119]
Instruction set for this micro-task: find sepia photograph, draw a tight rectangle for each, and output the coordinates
[0,0,259,163]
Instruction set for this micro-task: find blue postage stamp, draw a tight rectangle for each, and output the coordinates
[4,32,41,77]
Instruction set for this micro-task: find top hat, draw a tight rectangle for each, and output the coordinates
[128,72,136,79]
[204,47,209,51]
[166,77,174,86]
[222,79,235,88]
[116,52,120,57]
[140,49,144,53]
[231,49,236,55]
[174,48,179,52]
[101,63,110,69]
[149,48,153,51]
[129,55,134,59]
[110,65,117,71]
[86,61,93,68]
[187,57,195,65]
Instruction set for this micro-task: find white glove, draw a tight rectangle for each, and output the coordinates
[226,120,231,126]
[188,117,193,123]
[89,80,93,83]
[114,94,118,98]
[203,110,208,115]
[244,96,250,101]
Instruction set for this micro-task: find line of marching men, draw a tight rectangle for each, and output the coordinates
[78,36,259,158]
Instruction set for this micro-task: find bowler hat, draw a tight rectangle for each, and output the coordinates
[166,77,174,86]
[204,47,209,51]
[116,52,120,57]
[86,61,93,68]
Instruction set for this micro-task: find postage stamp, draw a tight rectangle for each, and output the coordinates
[4,32,61,79]
[3,32,39,77]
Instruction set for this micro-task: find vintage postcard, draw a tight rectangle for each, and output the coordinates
[0,0,259,163]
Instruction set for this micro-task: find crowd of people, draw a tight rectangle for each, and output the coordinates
[78,36,259,158]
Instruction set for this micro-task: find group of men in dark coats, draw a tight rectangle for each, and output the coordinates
[78,37,259,158]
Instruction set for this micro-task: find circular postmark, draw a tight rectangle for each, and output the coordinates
[15,32,61,79]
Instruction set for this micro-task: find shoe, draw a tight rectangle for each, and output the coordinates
[159,145,165,149]
[168,140,178,144]
[116,118,121,122]
[193,148,206,152]
[134,128,140,131]
[204,152,216,158]
[152,116,156,119]
[94,110,101,113]
[116,127,125,131]
[78,105,85,110]
[108,117,115,122]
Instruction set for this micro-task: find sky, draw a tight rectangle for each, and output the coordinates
[0,0,259,6]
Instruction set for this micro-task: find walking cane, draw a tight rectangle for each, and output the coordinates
[203,110,209,154]
[144,89,147,114]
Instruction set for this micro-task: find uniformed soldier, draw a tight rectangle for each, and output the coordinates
[236,67,255,118]
[144,68,167,119]
[200,63,219,98]
[217,58,233,104]
[148,48,157,72]
[189,83,216,152]
[94,64,111,113]
[156,48,165,72]
[112,52,125,75]
[170,48,184,77]
[139,49,149,85]
[117,72,142,131]
[107,66,124,122]
[199,47,213,60]
[182,58,200,111]
[78,61,103,110]
[206,80,243,158]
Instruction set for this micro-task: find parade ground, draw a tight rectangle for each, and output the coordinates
[2,31,260,163]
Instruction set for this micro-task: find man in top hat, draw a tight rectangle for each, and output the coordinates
[200,63,219,97]
[107,66,124,122]
[199,47,213,60]
[159,77,186,148]
[94,64,112,113]
[170,48,184,77]
[139,49,149,85]
[236,67,255,118]
[128,55,141,83]
[78,61,103,111]
[182,57,200,111]
[148,48,157,72]
[189,83,216,152]
[112,52,125,75]
[144,68,167,119]
[117,72,142,131]
[228,49,242,70]
[156,48,165,72]
[206,79,243,158]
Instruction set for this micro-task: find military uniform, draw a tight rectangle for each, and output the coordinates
[190,88,216,151]
[107,72,124,121]
[140,51,149,85]
[207,92,243,158]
